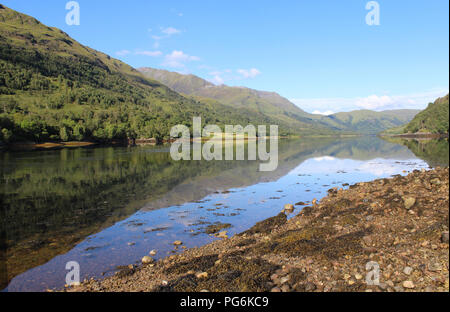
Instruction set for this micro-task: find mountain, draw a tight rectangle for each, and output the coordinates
[317,109,421,135]
[0,5,317,144]
[139,68,420,134]
[403,94,449,135]
[139,67,339,135]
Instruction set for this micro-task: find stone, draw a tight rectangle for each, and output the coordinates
[355,273,363,280]
[280,276,290,284]
[271,287,281,292]
[283,204,294,212]
[173,240,183,246]
[403,281,415,289]
[430,178,441,185]
[378,282,388,290]
[196,272,208,279]
[402,196,416,210]
[304,282,317,292]
[216,231,228,239]
[149,250,157,256]
[281,284,290,292]
[428,262,442,272]
[441,231,449,244]
[141,256,154,264]
[403,267,413,275]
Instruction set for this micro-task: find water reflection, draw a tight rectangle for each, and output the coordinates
[1,136,447,291]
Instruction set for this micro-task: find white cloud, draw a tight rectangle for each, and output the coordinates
[290,88,449,114]
[237,68,261,79]
[210,75,225,85]
[115,50,131,56]
[163,50,200,68]
[161,27,181,36]
[135,50,163,57]
[355,95,395,110]
[312,110,335,116]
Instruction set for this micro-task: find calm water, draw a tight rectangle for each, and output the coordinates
[1,136,448,291]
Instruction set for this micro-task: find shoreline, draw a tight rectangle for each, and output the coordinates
[379,133,448,139]
[67,167,449,292]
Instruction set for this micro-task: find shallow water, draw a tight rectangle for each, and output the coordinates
[1,136,448,291]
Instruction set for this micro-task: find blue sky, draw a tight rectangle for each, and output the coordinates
[2,0,449,114]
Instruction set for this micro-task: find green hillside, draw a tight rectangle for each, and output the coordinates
[139,67,338,135]
[139,67,420,134]
[403,94,449,135]
[318,109,420,134]
[0,5,309,144]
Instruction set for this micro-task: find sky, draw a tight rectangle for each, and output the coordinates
[2,0,449,114]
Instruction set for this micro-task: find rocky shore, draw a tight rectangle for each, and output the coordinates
[68,168,449,292]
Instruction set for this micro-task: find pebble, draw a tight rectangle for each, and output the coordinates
[403,281,415,289]
[283,204,294,212]
[173,240,183,246]
[355,273,363,280]
[441,231,449,244]
[403,266,413,275]
[402,196,416,210]
[149,250,157,256]
[281,284,290,292]
[141,256,154,264]
[271,287,281,292]
[280,276,290,284]
[196,272,208,279]
[428,262,442,272]
[217,231,228,239]
[304,282,317,292]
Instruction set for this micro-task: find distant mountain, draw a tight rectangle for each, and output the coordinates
[139,67,339,135]
[403,94,449,135]
[139,68,420,134]
[318,109,421,135]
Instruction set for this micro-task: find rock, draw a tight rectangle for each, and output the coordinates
[430,178,441,185]
[394,285,405,292]
[127,242,135,246]
[281,284,290,292]
[196,272,208,279]
[402,196,416,210]
[283,204,294,212]
[280,276,290,284]
[271,287,281,292]
[403,281,415,289]
[304,282,317,292]
[141,256,154,264]
[173,240,183,246]
[216,231,228,239]
[378,282,388,290]
[428,262,442,272]
[441,231,449,244]
[403,267,413,275]
[149,250,157,256]
[355,273,363,280]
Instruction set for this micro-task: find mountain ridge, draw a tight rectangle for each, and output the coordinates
[139,67,421,134]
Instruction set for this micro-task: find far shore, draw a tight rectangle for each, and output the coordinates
[0,133,362,152]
